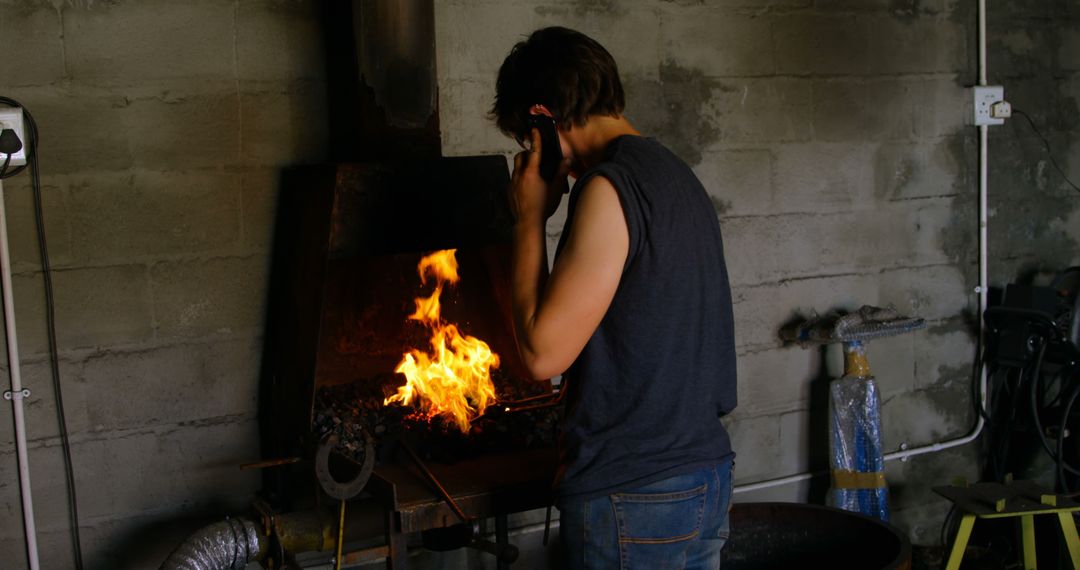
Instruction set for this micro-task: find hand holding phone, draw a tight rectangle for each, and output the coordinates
[527,114,563,182]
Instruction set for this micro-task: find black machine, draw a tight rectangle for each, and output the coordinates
[983,267,1080,490]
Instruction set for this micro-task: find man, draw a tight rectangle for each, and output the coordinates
[492,27,738,569]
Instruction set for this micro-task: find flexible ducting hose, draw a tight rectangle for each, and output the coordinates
[160,517,263,570]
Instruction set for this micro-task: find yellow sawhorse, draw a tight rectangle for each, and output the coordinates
[935,481,1080,570]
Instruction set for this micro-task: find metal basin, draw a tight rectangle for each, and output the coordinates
[722,503,911,570]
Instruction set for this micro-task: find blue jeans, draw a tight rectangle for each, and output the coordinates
[559,458,734,570]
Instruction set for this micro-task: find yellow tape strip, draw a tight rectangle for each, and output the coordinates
[832,470,886,489]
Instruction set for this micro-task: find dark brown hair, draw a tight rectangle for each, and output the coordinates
[492,27,625,142]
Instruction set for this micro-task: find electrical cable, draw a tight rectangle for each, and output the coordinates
[0,96,84,570]
[1011,109,1080,195]
[1027,342,1080,483]
[1056,378,1080,495]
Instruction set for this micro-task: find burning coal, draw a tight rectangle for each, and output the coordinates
[384,249,500,432]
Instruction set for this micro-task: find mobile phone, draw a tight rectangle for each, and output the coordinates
[527,114,563,181]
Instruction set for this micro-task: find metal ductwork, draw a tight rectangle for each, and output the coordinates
[160,518,264,570]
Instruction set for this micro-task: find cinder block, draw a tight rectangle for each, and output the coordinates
[240,168,280,251]
[771,142,878,213]
[439,78,517,156]
[120,86,242,169]
[78,510,215,570]
[622,71,711,165]
[724,413,780,481]
[60,419,259,522]
[889,500,954,546]
[722,201,955,286]
[773,15,870,76]
[2,174,74,273]
[435,2,540,83]
[1062,26,1080,71]
[863,331,917,397]
[880,382,973,451]
[812,78,915,142]
[0,4,65,87]
[885,445,979,511]
[65,170,242,262]
[630,74,811,162]
[864,16,967,75]
[237,0,325,82]
[8,524,79,570]
[873,136,970,202]
[12,84,240,173]
[0,358,90,445]
[814,0,948,14]
[909,77,967,139]
[708,78,813,144]
[777,409,812,476]
[659,11,775,77]
[72,337,260,431]
[5,87,135,174]
[12,264,154,353]
[732,476,815,504]
[240,80,328,167]
[693,148,773,217]
[436,2,662,81]
[150,255,269,340]
[63,0,235,83]
[736,346,821,415]
[731,264,969,349]
[696,0,811,7]
[913,321,975,389]
[0,443,69,532]
[992,22,1059,78]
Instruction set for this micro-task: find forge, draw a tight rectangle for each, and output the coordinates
[251,1,559,567]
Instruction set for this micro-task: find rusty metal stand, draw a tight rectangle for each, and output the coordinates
[496,514,510,570]
[358,446,555,569]
[384,509,409,570]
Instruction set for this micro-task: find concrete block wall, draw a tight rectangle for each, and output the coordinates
[0,0,1075,568]
[435,0,1079,552]
[0,0,326,567]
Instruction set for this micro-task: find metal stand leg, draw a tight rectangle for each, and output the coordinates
[385,511,409,570]
[945,514,977,570]
[1021,514,1037,569]
[1056,512,1080,569]
[496,514,510,570]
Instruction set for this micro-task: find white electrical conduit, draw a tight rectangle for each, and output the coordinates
[0,177,40,569]
[736,0,991,495]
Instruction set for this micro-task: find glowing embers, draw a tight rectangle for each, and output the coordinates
[383,249,499,432]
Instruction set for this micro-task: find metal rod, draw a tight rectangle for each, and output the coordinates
[399,441,468,524]
[335,500,346,570]
[0,178,40,570]
[239,457,301,470]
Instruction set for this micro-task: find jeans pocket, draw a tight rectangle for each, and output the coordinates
[611,483,708,544]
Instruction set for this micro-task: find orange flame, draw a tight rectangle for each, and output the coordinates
[384,249,499,432]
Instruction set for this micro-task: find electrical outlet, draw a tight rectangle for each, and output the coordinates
[972,86,1005,126]
[0,107,27,167]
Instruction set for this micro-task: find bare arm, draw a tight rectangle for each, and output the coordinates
[508,131,629,378]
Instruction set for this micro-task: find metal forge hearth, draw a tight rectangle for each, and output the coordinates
[253,1,559,568]
[258,157,559,568]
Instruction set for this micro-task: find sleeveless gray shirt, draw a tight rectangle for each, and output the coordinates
[554,135,737,502]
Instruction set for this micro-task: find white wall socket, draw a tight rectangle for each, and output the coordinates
[972,86,1005,126]
[0,107,27,168]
